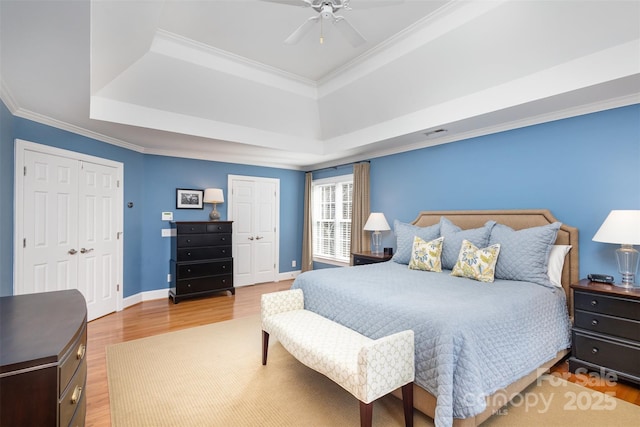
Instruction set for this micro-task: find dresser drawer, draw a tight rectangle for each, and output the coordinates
[59,357,87,427]
[575,309,640,342]
[59,323,87,396]
[177,260,232,278]
[177,233,231,248]
[574,290,639,321]
[176,246,231,261]
[572,331,640,377]
[67,391,86,427]
[176,275,233,294]
[176,222,232,234]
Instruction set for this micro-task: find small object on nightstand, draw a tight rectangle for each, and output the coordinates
[352,250,393,266]
[587,273,615,284]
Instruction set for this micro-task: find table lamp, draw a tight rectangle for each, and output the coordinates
[364,213,390,254]
[203,188,224,221]
[592,210,640,288]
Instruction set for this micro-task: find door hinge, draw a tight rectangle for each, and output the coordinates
[117,180,120,188]
[117,284,120,292]
[117,231,122,240]
[23,238,26,248]
[23,166,27,176]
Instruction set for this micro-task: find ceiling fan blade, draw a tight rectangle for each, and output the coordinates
[284,16,320,44]
[332,16,366,47]
[260,0,314,7]
[345,0,404,9]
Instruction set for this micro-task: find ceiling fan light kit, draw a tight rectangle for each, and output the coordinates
[265,0,368,46]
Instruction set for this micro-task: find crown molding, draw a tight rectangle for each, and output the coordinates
[152,29,318,99]
[317,0,506,98]
[0,79,19,113]
[306,93,640,171]
[11,107,146,154]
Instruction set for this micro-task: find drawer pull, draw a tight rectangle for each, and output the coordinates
[70,385,83,405]
[187,269,191,273]
[591,347,599,354]
[590,300,598,306]
[186,239,191,243]
[222,265,226,269]
[591,319,599,326]
[77,344,86,360]
[187,252,191,256]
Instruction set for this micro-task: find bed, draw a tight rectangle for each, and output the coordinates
[291,209,579,427]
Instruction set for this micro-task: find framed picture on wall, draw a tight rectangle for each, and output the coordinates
[176,188,204,209]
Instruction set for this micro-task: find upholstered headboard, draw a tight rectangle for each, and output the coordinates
[411,209,579,312]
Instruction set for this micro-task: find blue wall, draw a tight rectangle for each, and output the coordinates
[369,104,640,282]
[2,102,639,297]
[140,154,304,293]
[0,102,15,294]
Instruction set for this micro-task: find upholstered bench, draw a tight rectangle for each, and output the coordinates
[261,289,415,427]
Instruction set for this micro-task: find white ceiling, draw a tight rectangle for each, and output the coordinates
[1,0,639,170]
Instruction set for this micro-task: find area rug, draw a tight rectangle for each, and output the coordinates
[106,315,639,426]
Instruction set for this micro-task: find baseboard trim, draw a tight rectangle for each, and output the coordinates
[121,273,301,310]
[277,270,301,281]
[123,289,170,309]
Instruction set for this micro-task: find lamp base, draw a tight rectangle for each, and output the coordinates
[615,244,639,287]
[209,205,220,221]
[371,231,382,254]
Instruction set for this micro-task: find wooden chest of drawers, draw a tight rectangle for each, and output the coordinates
[169,221,234,303]
[569,280,640,385]
[0,290,87,427]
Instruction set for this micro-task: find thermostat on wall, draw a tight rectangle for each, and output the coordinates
[162,212,173,221]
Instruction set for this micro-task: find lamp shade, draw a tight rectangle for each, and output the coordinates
[203,188,224,204]
[363,213,390,231]
[593,210,640,245]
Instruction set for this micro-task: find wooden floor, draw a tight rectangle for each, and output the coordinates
[85,280,639,426]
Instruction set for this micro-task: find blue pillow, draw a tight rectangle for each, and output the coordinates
[440,217,496,270]
[392,220,440,265]
[489,222,561,288]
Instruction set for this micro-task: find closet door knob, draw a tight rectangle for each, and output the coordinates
[68,249,78,255]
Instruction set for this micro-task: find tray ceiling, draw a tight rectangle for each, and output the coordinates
[1,0,639,170]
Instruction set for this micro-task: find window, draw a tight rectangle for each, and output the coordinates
[312,174,353,265]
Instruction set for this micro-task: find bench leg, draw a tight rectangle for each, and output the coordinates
[359,401,373,427]
[262,330,269,365]
[402,383,414,427]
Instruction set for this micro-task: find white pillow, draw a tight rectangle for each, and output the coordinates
[547,245,572,288]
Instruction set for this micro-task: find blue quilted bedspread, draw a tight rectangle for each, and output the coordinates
[291,261,571,427]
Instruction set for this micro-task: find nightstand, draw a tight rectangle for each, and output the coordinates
[352,251,392,266]
[568,279,640,385]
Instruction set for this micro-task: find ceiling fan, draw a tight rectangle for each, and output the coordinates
[262,0,368,47]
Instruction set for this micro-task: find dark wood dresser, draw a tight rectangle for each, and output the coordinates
[569,279,640,385]
[169,221,235,303]
[0,289,87,427]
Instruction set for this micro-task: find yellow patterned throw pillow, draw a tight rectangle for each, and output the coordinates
[451,239,501,282]
[408,236,444,272]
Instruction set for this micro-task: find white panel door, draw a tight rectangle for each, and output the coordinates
[232,179,255,286]
[77,161,119,320]
[254,180,277,284]
[229,175,279,287]
[16,140,123,321]
[22,150,79,294]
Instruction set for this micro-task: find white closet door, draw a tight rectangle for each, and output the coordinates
[22,150,79,294]
[229,175,279,287]
[77,161,120,320]
[16,140,123,321]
